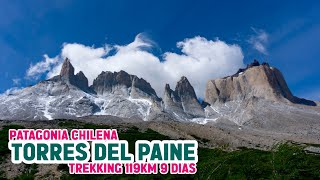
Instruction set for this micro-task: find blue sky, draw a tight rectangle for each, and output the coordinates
[0,0,320,100]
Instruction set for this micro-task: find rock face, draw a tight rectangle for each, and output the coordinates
[203,60,318,126]
[51,58,90,92]
[74,71,89,91]
[90,70,162,121]
[60,58,75,82]
[162,76,204,120]
[91,70,159,100]
[0,80,99,120]
[205,60,315,106]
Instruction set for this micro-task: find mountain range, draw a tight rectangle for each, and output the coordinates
[0,58,319,130]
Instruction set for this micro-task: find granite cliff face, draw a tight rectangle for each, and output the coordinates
[204,60,315,106]
[91,70,159,100]
[90,70,162,120]
[203,60,319,126]
[162,77,204,120]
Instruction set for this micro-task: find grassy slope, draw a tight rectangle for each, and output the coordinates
[1,120,320,179]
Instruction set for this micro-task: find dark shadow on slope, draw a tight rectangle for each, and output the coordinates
[293,97,317,106]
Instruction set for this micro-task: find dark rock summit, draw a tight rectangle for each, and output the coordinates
[162,84,183,117]
[57,58,160,105]
[175,76,197,99]
[50,58,90,92]
[60,58,75,81]
[74,71,89,91]
[163,76,204,119]
[247,59,260,68]
[91,70,159,100]
[175,76,204,117]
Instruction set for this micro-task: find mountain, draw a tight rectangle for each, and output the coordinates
[0,58,162,120]
[0,58,319,132]
[91,70,159,100]
[205,60,315,106]
[162,77,204,120]
[50,58,90,92]
[203,60,320,134]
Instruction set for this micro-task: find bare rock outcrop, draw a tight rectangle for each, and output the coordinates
[203,60,318,127]
[91,70,159,100]
[74,71,89,91]
[50,58,90,92]
[60,58,75,81]
[205,60,316,106]
[163,76,204,120]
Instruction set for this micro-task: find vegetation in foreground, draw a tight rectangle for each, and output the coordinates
[0,120,319,179]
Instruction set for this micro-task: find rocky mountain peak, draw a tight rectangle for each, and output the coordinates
[175,76,197,98]
[247,59,260,68]
[75,71,89,91]
[234,59,268,76]
[92,70,159,100]
[165,84,171,92]
[205,60,316,106]
[162,76,204,118]
[54,58,89,91]
[131,76,158,99]
[163,83,177,101]
[60,58,75,79]
[164,84,173,97]
[115,70,132,87]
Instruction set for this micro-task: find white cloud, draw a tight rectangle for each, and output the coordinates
[26,54,60,79]
[163,36,244,97]
[249,28,269,55]
[3,87,21,96]
[46,43,111,79]
[26,33,244,98]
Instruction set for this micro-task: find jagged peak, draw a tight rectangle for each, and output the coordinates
[247,59,271,69]
[165,84,171,91]
[176,76,191,85]
[261,62,270,66]
[230,59,271,78]
[180,76,188,81]
[76,71,85,77]
[163,84,174,99]
[175,76,197,98]
[53,58,90,91]
[162,76,204,117]
[75,71,89,89]
[60,58,74,77]
[247,59,260,68]
[205,59,317,106]
[92,69,159,99]
[118,70,129,74]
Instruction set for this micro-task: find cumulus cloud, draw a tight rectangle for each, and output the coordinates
[26,54,60,79]
[26,33,244,98]
[164,37,244,97]
[249,28,269,55]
